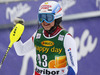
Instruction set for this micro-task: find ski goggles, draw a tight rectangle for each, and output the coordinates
[38,13,55,23]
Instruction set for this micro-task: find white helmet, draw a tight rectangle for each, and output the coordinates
[38,1,63,20]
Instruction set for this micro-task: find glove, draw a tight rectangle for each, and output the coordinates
[14,17,24,25]
[13,17,25,41]
[67,66,75,75]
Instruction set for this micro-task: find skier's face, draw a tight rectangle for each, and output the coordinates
[41,21,55,31]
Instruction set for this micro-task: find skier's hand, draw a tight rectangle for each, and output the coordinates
[14,17,24,25]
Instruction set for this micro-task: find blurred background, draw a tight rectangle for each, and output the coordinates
[0,0,99,75]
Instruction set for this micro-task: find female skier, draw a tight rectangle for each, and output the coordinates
[14,1,78,75]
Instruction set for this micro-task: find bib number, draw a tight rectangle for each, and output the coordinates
[37,54,47,67]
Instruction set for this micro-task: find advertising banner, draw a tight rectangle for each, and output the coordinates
[62,17,99,75]
[0,0,47,25]
[0,0,100,75]
[0,0,100,25]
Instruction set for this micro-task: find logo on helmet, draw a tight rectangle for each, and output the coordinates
[45,2,48,5]
[40,5,52,9]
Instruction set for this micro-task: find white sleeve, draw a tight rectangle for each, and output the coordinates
[13,31,37,56]
[64,33,78,74]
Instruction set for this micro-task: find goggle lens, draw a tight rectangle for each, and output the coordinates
[39,14,54,23]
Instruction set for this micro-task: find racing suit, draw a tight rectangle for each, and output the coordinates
[14,26,78,75]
